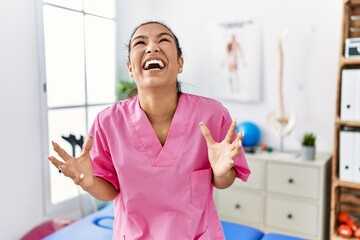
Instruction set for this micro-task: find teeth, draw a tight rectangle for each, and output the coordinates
[144,59,164,70]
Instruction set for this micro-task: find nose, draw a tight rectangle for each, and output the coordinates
[146,43,159,53]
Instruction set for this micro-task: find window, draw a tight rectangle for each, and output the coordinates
[38,0,117,214]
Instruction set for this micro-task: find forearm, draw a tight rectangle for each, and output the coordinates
[212,167,237,189]
[82,176,119,201]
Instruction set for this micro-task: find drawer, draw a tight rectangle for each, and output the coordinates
[267,163,319,199]
[266,197,318,236]
[218,189,262,223]
[233,160,262,190]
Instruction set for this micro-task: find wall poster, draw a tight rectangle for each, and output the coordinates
[210,19,262,102]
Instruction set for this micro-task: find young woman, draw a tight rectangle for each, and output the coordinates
[48,21,250,239]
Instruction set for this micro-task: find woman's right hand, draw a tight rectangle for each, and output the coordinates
[47,136,94,188]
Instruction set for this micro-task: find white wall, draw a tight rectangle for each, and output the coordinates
[0,0,45,239]
[118,0,342,152]
[0,0,341,238]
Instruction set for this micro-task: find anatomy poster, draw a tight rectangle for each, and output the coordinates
[210,19,261,102]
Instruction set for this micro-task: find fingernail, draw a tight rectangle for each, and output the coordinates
[238,140,242,147]
[199,122,204,126]
[241,130,245,137]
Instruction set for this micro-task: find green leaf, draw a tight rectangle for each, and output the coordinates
[115,80,137,100]
[302,132,316,146]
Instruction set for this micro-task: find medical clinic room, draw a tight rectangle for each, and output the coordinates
[2,0,360,239]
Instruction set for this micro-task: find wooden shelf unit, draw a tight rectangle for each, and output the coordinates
[341,57,360,66]
[336,118,360,127]
[330,0,360,239]
[333,178,360,190]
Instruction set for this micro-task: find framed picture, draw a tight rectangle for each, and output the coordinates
[210,19,262,102]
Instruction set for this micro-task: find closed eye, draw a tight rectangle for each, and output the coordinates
[133,41,145,47]
[159,38,171,43]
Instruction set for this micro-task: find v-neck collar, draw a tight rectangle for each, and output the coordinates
[129,94,195,167]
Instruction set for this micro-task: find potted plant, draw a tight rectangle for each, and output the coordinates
[301,132,316,160]
[116,80,137,100]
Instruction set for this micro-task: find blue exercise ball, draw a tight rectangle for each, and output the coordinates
[236,121,261,147]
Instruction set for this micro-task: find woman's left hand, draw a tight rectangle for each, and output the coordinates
[199,120,243,177]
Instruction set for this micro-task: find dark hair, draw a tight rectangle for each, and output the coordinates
[127,21,183,61]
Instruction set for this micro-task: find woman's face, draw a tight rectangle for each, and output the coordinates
[127,23,183,91]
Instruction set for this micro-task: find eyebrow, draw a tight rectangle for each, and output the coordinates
[132,32,174,42]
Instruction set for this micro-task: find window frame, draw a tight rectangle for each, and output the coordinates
[35,0,119,215]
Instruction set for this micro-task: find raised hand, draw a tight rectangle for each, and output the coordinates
[199,120,243,177]
[47,136,94,188]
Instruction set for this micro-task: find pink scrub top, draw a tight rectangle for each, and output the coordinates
[88,93,250,240]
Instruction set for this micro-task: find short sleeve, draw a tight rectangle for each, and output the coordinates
[88,115,120,190]
[220,112,251,182]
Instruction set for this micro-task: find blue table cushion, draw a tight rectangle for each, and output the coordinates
[44,203,306,240]
[221,221,264,240]
[44,205,114,240]
[261,233,307,240]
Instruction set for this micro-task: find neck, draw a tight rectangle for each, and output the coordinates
[138,89,179,125]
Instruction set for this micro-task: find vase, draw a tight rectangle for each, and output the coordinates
[301,146,315,160]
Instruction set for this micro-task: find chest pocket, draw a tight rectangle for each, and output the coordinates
[190,168,212,208]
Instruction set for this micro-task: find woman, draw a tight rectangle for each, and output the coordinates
[48,21,250,239]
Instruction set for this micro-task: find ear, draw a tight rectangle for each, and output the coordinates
[127,61,133,78]
[178,57,184,73]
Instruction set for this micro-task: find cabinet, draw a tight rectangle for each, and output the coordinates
[330,0,360,239]
[215,152,331,240]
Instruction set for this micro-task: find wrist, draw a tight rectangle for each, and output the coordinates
[80,176,96,191]
[212,168,237,189]
[214,167,236,179]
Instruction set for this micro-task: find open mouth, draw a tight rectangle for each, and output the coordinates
[143,59,165,70]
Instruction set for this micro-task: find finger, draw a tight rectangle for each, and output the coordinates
[230,146,241,158]
[230,131,244,149]
[224,120,237,143]
[52,141,72,162]
[199,122,215,145]
[56,164,74,178]
[222,159,235,172]
[47,155,64,170]
[81,136,93,157]
[235,129,245,143]
[233,130,244,147]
